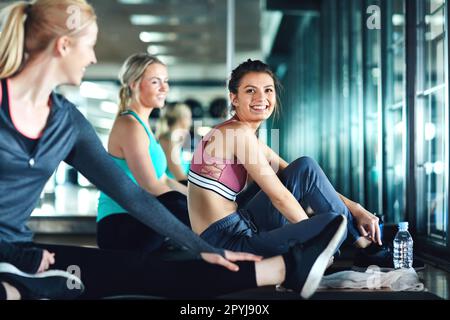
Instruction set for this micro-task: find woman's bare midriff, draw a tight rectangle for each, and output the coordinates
[188,183,239,235]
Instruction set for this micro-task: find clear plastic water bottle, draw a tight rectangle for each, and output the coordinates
[393,222,413,269]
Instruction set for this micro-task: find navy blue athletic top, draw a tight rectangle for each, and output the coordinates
[0,78,222,257]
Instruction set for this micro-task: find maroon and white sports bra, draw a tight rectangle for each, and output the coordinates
[188,117,247,201]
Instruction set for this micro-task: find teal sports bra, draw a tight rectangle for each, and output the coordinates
[97,110,167,222]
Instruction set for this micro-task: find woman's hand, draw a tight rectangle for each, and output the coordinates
[200,250,263,272]
[37,250,55,273]
[351,204,382,245]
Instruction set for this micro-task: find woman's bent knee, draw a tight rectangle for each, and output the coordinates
[291,156,319,172]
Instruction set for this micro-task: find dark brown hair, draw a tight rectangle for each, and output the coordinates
[228,59,281,117]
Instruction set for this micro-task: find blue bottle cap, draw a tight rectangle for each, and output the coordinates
[398,222,409,230]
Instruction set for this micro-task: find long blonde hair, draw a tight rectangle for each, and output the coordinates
[117,53,165,115]
[0,0,96,78]
[156,103,191,139]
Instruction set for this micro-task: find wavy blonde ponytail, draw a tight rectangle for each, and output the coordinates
[118,85,132,114]
[0,0,96,79]
[0,2,28,78]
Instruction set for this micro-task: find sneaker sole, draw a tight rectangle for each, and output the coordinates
[0,262,84,298]
[300,215,347,299]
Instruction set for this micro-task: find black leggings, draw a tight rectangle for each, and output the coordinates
[97,191,191,252]
[27,243,256,299]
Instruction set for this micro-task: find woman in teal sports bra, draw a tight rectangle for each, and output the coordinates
[97,53,190,252]
[157,102,192,184]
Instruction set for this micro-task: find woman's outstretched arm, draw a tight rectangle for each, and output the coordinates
[64,108,222,256]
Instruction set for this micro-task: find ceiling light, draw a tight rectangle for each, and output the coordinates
[139,31,177,43]
[118,0,153,4]
[156,55,177,65]
[147,45,170,55]
[130,15,165,25]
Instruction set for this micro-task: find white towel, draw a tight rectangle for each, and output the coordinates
[319,266,424,291]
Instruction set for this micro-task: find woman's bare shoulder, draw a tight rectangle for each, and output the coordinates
[215,119,253,135]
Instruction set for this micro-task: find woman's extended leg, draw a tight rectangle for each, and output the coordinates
[3,215,345,300]
[33,243,258,299]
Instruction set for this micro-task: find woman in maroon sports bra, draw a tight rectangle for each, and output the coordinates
[188,59,382,259]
